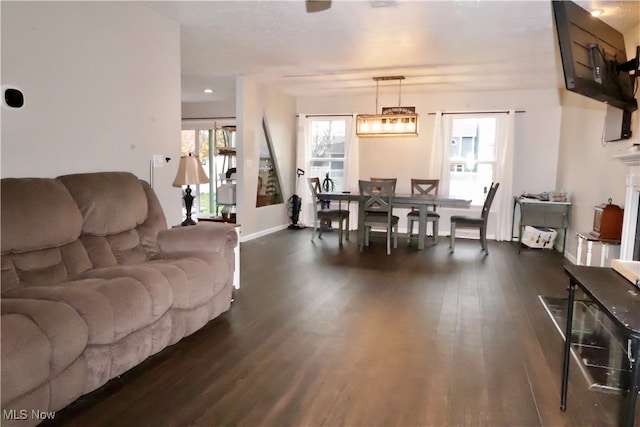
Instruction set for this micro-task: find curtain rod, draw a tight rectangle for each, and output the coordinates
[428,110,525,115]
[182,116,236,120]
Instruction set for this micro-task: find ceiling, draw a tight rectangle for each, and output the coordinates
[145,0,640,104]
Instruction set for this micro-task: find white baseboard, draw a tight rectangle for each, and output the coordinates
[240,224,289,242]
[564,251,578,265]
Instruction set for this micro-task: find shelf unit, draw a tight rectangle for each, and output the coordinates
[216,126,237,222]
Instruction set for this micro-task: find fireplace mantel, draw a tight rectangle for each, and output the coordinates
[612,145,640,167]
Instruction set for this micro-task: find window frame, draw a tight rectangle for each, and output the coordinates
[443,114,499,206]
[307,118,348,192]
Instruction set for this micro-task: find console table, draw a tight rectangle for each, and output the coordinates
[512,197,571,253]
[561,265,640,427]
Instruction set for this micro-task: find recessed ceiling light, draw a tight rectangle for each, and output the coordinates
[203,88,213,93]
[590,8,604,17]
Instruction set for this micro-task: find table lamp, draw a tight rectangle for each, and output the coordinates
[172,153,209,226]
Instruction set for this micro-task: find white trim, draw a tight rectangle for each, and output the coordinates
[565,251,578,265]
[620,173,640,260]
[240,224,289,242]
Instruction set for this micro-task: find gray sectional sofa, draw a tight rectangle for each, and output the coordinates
[1,171,237,426]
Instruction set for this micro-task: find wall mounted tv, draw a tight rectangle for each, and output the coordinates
[553,0,638,140]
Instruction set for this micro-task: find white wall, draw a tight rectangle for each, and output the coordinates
[556,91,628,262]
[558,21,640,262]
[236,77,296,239]
[1,2,182,223]
[297,88,562,237]
[182,101,235,120]
[556,21,639,264]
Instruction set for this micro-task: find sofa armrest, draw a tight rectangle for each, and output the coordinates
[157,222,237,254]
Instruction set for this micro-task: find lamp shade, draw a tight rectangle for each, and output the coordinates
[172,153,209,187]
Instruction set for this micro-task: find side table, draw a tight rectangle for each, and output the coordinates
[512,197,571,254]
[576,232,621,267]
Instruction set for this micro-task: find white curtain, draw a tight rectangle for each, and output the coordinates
[494,109,515,241]
[296,115,313,226]
[345,114,359,230]
[428,111,447,191]
[346,114,359,192]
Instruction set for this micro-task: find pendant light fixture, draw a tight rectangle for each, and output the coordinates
[356,76,419,137]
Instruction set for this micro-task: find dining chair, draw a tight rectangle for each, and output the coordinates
[307,177,350,245]
[450,182,500,254]
[370,177,397,192]
[407,179,440,245]
[359,180,399,255]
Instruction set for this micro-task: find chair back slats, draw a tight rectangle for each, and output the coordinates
[411,179,439,196]
[370,177,397,193]
[359,180,393,214]
[307,176,350,245]
[449,181,499,254]
[359,180,399,254]
[308,177,321,196]
[481,182,500,220]
[410,179,439,212]
[307,177,320,216]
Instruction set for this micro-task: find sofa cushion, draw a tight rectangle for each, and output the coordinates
[1,178,83,254]
[3,274,171,345]
[1,299,88,405]
[1,240,94,293]
[146,255,229,309]
[11,248,68,286]
[57,172,148,236]
[107,229,148,264]
[80,230,148,269]
[1,313,51,405]
[79,265,174,319]
[1,256,20,292]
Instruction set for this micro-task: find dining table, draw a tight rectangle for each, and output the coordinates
[317,192,472,250]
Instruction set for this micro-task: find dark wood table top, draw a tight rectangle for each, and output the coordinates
[564,264,640,337]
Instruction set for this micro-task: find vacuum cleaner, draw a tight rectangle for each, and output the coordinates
[287,168,305,230]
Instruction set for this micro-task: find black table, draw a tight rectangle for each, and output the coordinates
[562,265,640,427]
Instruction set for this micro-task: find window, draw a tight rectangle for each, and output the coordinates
[446,117,497,205]
[297,115,355,227]
[308,119,346,191]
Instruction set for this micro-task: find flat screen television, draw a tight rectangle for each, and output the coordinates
[553,1,638,140]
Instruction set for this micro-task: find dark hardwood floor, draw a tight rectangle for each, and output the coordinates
[44,229,635,426]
